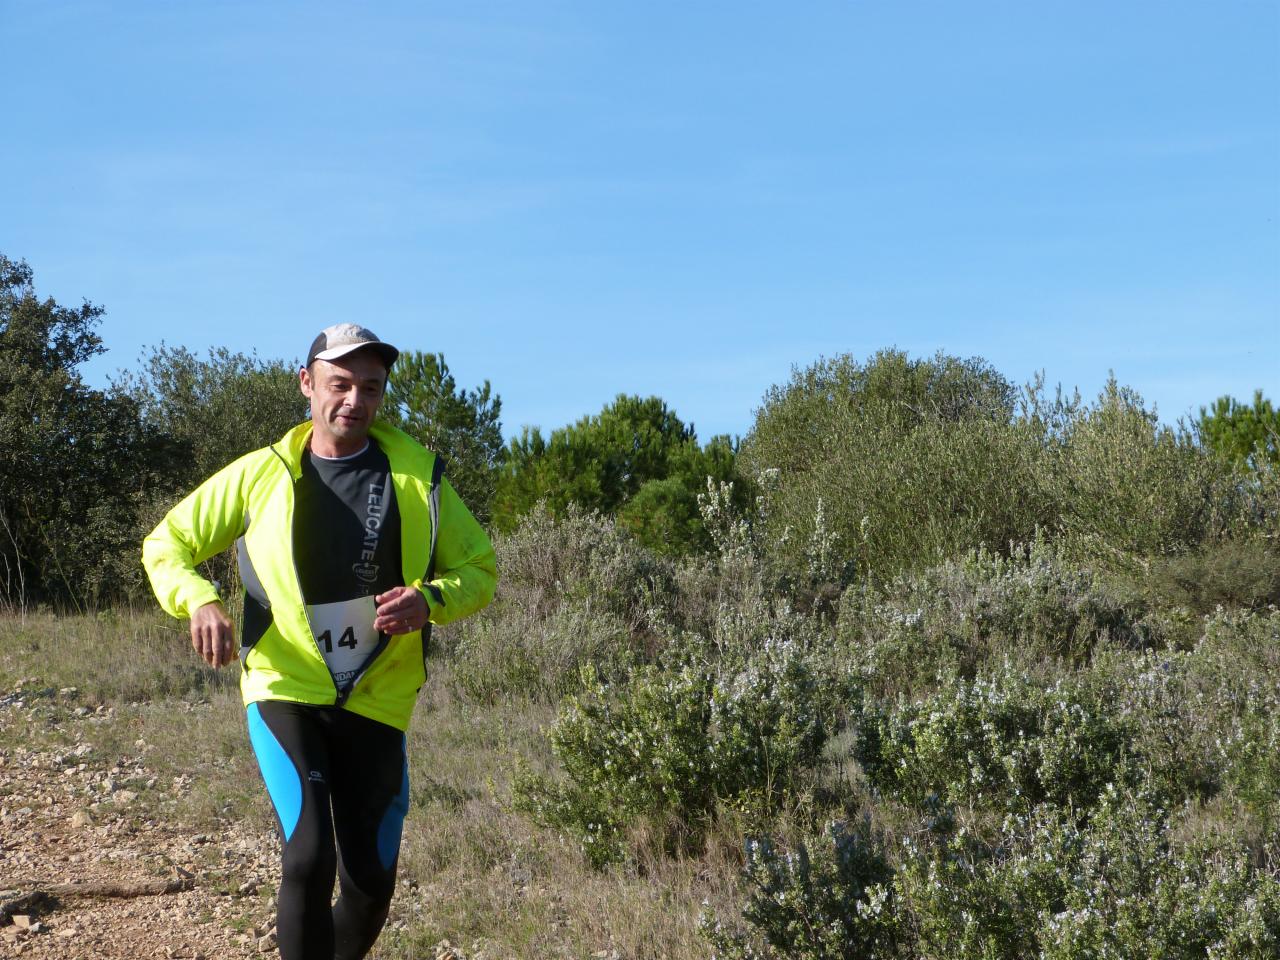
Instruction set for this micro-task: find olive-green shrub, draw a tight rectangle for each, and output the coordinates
[856,665,1132,814]
[741,350,1047,586]
[513,625,850,867]
[446,504,677,701]
[838,538,1149,699]
[702,819,899,960]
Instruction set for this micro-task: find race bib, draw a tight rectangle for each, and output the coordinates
[306,596,380,687]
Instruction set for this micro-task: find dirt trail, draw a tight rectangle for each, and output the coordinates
[0,703,281,959]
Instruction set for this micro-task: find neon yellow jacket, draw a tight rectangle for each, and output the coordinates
[142,420,497,731]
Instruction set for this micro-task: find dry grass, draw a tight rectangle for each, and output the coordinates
[0,611,739,959]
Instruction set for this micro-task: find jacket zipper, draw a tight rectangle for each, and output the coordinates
[269,444,343,706]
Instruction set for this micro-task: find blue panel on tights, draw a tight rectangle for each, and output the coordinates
[246,703,303,842]
[377,737,410,869]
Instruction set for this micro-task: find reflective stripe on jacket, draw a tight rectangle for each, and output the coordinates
[141,420,497,731]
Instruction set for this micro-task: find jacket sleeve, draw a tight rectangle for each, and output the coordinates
[410,475,497,627]
[141,455,253,620]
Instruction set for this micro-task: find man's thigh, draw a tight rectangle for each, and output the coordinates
[328,710,409,884]
[247,700,335,844]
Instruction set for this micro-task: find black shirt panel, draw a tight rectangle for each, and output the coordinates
[292,441,403,604]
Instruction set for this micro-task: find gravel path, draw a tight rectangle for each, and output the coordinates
[0,719,282,958]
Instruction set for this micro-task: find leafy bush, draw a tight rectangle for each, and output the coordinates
[896,788,1280,960]
[1037,378,1244,562]
[446,505,677,701]
[838,539,1148,699]
[856,665,1132,814]
[1145,536,1280,613]
[702,819,898,960]
[514,629,849,867]
[741,350,1047,585]
[1075,608,1280,815]
[1035,791,1280,960]
[1222,703,1280,832]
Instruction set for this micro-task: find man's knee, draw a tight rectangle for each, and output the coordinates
[281,834,337,891]
[339,861,396,909]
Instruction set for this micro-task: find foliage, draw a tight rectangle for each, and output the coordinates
[513,627,847,867]
[837,538,1148,699]
[446,505,677,702]
[740,349,1047,584]
[0,255,178,608]
[895,788,1280,960]
[745,358,1257,590]
[1200,390,1280,472]
[114,342,307,489]
[855,665,1132,815]
[492,395,743,555]
[1144,536,1280,613]
[383,350,505,523]
[1038,377,1243,562]
[702,820,899,960]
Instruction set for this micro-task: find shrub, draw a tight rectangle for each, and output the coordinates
[1041,378,1244,562]
[513,629,850,867]
[740,350,1048,585]
[856,665,1132,814]
[445,505,677,700]
[702,819,899,960]
[1080,608,1280,814]
[1145,537,1280,613]
[838,539,1148,699]
[1035,791,1280,960]
[892,787,1280,960]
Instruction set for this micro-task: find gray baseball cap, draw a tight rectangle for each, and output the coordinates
[306,324,400,369]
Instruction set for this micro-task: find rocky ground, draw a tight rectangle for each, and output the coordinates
[0,693,282,958]
[0,688,474,960]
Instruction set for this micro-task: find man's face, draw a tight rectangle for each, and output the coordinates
[300,351,388,450]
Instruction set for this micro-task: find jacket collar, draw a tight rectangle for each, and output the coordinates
[271,419,418,475]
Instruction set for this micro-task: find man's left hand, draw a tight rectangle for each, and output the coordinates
[374,586,429,635]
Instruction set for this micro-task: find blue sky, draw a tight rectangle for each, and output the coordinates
[5,1,1277,441]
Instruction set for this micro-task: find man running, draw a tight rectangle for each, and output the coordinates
[143,324,497,960]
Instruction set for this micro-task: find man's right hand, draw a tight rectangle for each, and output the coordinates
[191,602,235,668]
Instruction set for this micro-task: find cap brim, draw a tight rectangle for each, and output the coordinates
[312,342,399,368]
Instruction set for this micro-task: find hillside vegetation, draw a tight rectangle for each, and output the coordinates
[3,253,1280,957]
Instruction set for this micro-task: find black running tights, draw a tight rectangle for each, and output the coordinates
[247,700,409,960]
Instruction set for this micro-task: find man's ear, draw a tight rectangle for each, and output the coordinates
[299,365,314,398]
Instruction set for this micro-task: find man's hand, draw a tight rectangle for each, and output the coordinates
[374,586,429,636]
[191,601,235,668]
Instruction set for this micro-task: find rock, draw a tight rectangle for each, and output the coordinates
[70,809,92,828]
[115,789,138,804]
[257,931,277,952]
[12,914,34,928]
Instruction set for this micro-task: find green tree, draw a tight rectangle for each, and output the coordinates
[1044,378,1239,560]
[114,343,307,489]
[382,351,504,523]
[493,395,741,555]
[1199,390,1280,472]
[0,255,176,608]
[740,349,1044,585]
